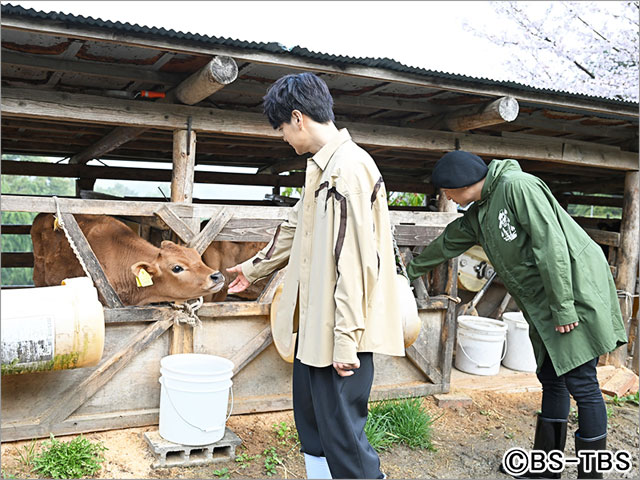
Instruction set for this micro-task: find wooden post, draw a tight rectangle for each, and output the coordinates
[445,96,519,132]
[169,128,197,354]
[431,192,458,295]
[171,129,196,203]
[605,171,640,367]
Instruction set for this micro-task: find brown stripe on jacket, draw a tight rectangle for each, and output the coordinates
[252,224,282,265]
[327,186,347,267]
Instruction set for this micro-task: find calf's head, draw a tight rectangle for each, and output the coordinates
[130,240,225,303]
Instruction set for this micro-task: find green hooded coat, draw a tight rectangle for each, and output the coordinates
[407,159,627,376]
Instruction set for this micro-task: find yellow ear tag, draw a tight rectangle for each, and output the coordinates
[136,268,153,287]
[53,217,60,231]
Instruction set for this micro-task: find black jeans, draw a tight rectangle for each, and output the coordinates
[537,354,607,439]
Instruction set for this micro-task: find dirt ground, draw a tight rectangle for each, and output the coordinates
[2,379,638,479]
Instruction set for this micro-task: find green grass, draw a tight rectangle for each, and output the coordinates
[31,434,107,479]
[365,397,438,452]
[610,391,639,406]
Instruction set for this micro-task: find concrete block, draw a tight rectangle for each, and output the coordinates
[434,393,472,408]
[144,428,242,469]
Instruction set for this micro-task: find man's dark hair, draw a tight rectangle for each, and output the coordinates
[262,72,335,129]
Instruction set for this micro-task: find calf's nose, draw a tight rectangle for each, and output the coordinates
[210,272,224,283]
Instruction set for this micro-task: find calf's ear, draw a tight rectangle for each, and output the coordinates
[160,240,178,250]
[131,261,159,277]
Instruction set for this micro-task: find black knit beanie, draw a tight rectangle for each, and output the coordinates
[431,150,488,189]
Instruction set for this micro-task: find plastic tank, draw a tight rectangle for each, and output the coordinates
[1,277,105,374]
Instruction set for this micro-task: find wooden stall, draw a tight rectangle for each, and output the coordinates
[1,4,638,441]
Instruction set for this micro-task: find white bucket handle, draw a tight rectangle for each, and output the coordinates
[160,377,234,432]
[457,336,507,368]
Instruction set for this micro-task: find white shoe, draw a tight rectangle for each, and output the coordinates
[304,453,332,479]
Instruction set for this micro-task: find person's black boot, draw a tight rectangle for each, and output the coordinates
[575,432,606,479]
[499,416,568,478]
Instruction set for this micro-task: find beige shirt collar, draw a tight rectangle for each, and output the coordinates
[310,128,351,171]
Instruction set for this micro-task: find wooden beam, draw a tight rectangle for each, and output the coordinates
[174,56,238,105]
[0,195,461,227]
[1,50,182,85]
[154,204,197,243]
[38,318,173,429]
[171,129,196,202]
[4,88,636,170]
[1,252,33,268]
[445,96,519,132]
[1,160,306,188]
[58,212,124,308]
[197,302,270,318]
[70,126,147,165]
[561,193,624,208]
[230,325,273,375]
[3,17,636,119]
[584,228,620,247]
[405,343,443,385]
[187,209,232,254]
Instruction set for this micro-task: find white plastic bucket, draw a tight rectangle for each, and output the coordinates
[502,312,537,372]
[455,316,507,376]
[159,354,234,446]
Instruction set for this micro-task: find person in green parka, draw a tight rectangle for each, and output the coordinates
[407,151,627,480]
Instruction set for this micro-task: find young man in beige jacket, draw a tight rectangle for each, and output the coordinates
[227,72,405,479]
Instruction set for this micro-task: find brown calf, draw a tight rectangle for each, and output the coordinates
[31,213,225,306]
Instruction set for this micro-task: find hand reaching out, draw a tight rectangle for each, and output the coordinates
[227,264,250,294]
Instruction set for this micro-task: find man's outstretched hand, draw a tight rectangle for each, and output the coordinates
[227,264,250,294]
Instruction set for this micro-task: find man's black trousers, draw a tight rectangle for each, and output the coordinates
[293,351,383,479]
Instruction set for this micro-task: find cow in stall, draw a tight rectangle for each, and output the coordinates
[201,240,269,302]
[31,213,225,306]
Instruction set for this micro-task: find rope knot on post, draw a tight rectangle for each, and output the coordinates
[170,296,204,328]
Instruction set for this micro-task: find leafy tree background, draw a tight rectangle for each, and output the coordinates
[1,156,138,285]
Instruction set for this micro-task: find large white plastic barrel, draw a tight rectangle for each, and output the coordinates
[1,277,105,374]
[455,315,507,376]
[502,312,537,372]
[159,354,234,446]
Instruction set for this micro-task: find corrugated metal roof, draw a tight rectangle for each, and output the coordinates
[2,3,637,107]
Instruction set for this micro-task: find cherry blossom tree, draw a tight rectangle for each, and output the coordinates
[465,1,639,101]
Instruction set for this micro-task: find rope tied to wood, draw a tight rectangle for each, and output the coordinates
[53,196,93,281]
[617,289,639,321]
[170,296,204,328]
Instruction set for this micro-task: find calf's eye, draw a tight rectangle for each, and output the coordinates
[172,265,184,273]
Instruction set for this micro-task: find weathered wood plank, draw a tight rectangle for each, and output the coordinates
[399,248,429,308]
[104,306,174,324]
[154,204,197,243]
[230,325,273,375]
[59,212,124,308]
[1,50,182,86]
[405,344,443,385]
[0,195,461,227]
[197,302,270,318]
[584,228,621,247]
[38,318,173,428]
[70,127,147,165]
[187,209,232,254]
[3,88,637,170]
